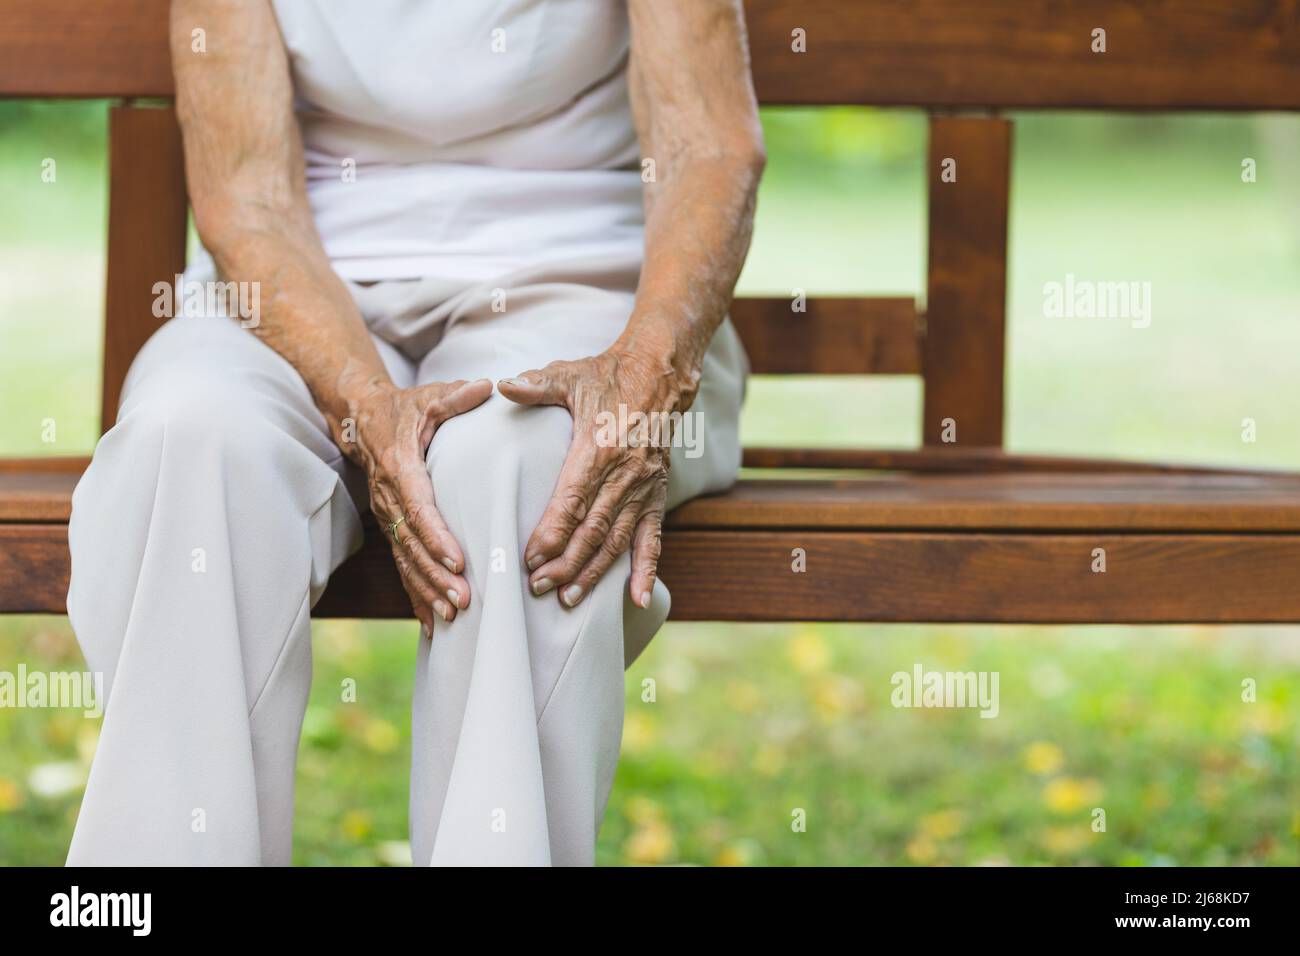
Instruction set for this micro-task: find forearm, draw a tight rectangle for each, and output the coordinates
[172,0,389,462]
[614,149,763,404]
[620,0,765,408]
[203,214,391,458]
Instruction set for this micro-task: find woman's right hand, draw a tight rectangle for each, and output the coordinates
[345,378,494,631]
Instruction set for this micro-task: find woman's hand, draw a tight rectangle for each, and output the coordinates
[348,378,494,630]
[498,349,698,610]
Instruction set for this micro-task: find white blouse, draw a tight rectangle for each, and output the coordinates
[266,0,645,283]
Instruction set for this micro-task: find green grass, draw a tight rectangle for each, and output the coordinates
[1,103,1298,865]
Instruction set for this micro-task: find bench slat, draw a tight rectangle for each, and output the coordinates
[3,1,1297,110]
[747,0,1300,110]
[7,522,1300,623]
[730,297,920,375]
[659,531,1300,623]
[11,467,1300,532]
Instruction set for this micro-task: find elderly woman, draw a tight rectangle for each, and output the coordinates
[65,0,761,866]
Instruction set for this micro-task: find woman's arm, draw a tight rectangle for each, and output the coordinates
[618,0,766,393]
[170,0,490,628]
[498,0,764,609]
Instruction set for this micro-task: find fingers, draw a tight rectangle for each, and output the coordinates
[550,506,642,608]
[629,507,664,610]
[522,440,608,573]
[497,364,571,407]
[527,461,635,593]
[432,377,495,420]
[390,543,437,632]
[371,455,470,624]
[393,449,466,575]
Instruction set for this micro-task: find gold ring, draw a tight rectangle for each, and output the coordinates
[388,515,406,540]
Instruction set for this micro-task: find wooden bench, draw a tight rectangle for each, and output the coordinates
[3,0,1300,624]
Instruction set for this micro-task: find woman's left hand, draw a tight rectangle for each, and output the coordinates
[497,348,698,610]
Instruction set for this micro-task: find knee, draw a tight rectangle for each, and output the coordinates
[111,366,285,471]
[426,395,572,521]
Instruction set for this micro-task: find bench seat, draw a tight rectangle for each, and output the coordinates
[4,458,1298,623]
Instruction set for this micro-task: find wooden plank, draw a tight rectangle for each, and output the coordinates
[3,1,1296,110]
[0,0,172,97]
[667,475,1300,532]
[740,447,1292,477]
[745,0,1300,110]
[0,525,70,614]
[8,522,1300,622]
[101,104,189,433]
[730,297,920,374]
[923,115,1010,448]
[658,531,1300,623]
[6,469,1300,531]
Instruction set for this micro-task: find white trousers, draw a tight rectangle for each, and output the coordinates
[65,273,746,866]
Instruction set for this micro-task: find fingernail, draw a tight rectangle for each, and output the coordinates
[442,556,459,572]
[526,553,544,572]
[562,584,584,607]
[499,377,524,388]
[447,588,462,608]
[434,600,452,622]
[639,590,651,609]
[531,577,554,596]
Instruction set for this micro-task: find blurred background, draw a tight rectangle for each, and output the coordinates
[1,102,1297,865]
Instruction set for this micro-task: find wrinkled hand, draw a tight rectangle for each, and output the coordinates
[498,349,698,610]
[348,378,493,630]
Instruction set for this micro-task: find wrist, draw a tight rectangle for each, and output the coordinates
[330,366,395,463]
[612,322,704,411]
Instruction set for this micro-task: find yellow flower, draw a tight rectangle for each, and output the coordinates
[1242,702,1286,735]
[787,629,831,675]
[1043,777,1103,814]
[905,835,937,864]
[713,839,761,867]
[812,675,862,722]
[752,743,786,777]
[1023,741,1065,775]
[919,809,964,840]
[0,778,24,813]
[624,819,675,865]
[622,711,658,752]
[363,718,399,754]
[341,809,372,841]
[623,795,665,825]
[1039,824,1092,855]
[75,723,100,765]
[724,680,763,714]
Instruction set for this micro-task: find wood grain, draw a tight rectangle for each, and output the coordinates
[923,116,1011,448]
[5,0,1298,109]
[745,0,1300,109]
[8,522,1300,622]
[730,297,921,374]
[101,104,189,433]
[0,0,172,97]
[657,531,1300,623]
[6,469,1300,531]
[739,447,1286,476]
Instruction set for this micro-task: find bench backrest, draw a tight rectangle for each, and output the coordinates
[2,0,1296,449]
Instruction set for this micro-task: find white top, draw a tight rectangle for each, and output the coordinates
[200,0,646,285]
